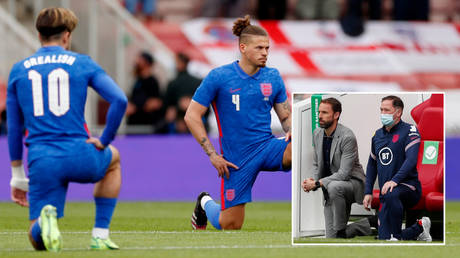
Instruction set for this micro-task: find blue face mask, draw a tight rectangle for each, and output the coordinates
[381,113,395,126]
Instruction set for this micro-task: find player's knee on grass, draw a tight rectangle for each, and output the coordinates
[219,205,245,230]
[220,219,244,230]
[282,143,291,169]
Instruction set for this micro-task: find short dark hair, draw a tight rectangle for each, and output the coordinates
[36,7,78,42]
[382,95,404,110]
[177,52,190,66]
[320,97,342,117]
[140,51,154,65]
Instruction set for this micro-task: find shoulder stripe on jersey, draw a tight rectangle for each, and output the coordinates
[405,138,421,152]
[370,152,376,160]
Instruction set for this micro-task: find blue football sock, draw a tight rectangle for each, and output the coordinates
[204,200,222,230]
[94,197,117,228]
[30,220,44,247]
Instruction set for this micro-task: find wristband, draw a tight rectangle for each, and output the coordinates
[10,165,29,191]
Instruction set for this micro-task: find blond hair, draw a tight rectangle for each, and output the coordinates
[232,15,268,43]
[36,7,78,41]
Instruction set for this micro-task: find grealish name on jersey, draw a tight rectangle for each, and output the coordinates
[23,54,76,69]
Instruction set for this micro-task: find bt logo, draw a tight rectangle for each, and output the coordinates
[378,147,393,165]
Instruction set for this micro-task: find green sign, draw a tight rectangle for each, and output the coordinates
[311,94,322,144]
[422,141,439,164]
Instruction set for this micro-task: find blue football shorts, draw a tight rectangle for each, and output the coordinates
[220,137,290,210]
[27,140,112,220]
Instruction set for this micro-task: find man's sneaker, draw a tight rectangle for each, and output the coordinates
[191,192,209,230]
[387,234,399,241]
[90,237,120,250]
[417,217,432,242]
[40,205,62,252]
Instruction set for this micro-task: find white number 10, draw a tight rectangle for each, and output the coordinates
[232,94,240,111]
[28,68,70,117]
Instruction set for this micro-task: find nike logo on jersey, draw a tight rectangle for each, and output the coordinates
[229,88,241,93]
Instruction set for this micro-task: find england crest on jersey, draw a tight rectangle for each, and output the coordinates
[260,83,272,101]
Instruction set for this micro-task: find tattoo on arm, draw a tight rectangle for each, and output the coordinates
[281,118,291,133]
[282,100,290,112]
[200,137,217,156]
[280,100,291,133]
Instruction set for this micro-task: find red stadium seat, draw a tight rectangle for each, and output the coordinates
[371,189,380,209]
[426,192,444,212]
[425,164,443,212]
[414,107,444,211]
[410,94,443,124]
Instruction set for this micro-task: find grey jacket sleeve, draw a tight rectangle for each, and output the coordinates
[312,135,320,181]
[321,134,359,187]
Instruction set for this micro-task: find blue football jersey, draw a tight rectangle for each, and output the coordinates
[7,46,126,162]
[192,61,287,166]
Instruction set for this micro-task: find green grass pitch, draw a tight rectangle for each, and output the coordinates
[0,201,459,257]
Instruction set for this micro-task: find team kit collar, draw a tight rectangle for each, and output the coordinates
[37,46,65,53]
[382,119,403,134]
[232,61,263,80]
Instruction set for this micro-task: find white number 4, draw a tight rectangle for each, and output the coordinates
[232,94,240,111]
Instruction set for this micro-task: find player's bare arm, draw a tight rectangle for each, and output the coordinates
[185,100,239,179]
[274,99,292,141]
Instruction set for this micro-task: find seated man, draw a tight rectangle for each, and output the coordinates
[302,97,365,238]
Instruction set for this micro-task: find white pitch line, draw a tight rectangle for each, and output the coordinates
[0,244,295,252]
[0,231,289,235]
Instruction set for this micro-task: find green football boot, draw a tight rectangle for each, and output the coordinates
[40,205,62,252]
[90,237,120,250]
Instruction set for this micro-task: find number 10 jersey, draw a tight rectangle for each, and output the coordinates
[7,46,115,161]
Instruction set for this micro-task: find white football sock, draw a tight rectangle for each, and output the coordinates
[92,227,109,239]
[200,195,213,210]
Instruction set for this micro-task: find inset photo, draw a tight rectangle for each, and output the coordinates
[292,93,444,245]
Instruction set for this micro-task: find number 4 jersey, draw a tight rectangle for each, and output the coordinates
[7,46,126,162]
[192,61,287,167]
